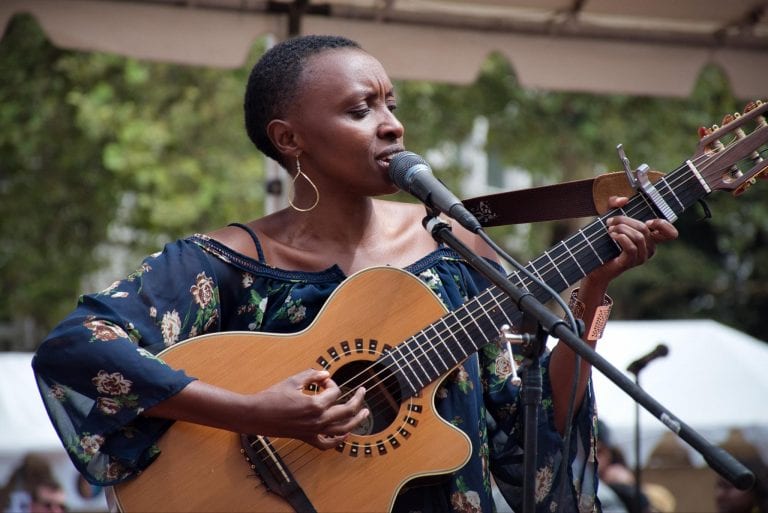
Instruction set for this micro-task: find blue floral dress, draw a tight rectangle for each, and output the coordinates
[32,227,599,513]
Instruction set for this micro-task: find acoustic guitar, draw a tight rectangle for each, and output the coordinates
[111,102,768,512]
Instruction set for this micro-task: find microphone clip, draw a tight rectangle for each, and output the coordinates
[422,208,452,239]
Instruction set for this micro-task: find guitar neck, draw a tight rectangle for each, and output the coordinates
[384,161,709,399]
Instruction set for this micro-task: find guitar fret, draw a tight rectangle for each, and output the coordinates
[543,248,569,289]
[459,300,490,345]
[401,339,428,389]
[393,343,423,391]
[414,332,442,378]
[489,289,515,327]
[528,260,547,286]
[474,288,498,342]
[562,240,586,277]
[439,318,469,359]
[552,242,584,286]
[435,324,459,368]
[530,255,562,294]
[508,270,527,291]
[453,311,478,352]
[658,179,685,211]
[426,324,456,371]
[636,192,660,218]
[579,228,605,265]
[472,302,495,346]
[398,344,425,393]
[385,348,418,396]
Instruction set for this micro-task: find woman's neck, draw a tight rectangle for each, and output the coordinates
[254,199,436,274]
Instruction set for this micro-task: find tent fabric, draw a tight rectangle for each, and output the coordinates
[0,353,107,511]
[0,353,58,455]
[1,0,767,99]
[591,319,768,467]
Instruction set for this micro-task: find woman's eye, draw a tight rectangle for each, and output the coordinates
[350,108,370,119]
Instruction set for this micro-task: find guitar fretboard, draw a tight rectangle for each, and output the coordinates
[380,161,709,399]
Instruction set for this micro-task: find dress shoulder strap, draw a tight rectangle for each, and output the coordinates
[227,222,266,263]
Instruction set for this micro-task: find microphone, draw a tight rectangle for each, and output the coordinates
[627,343,669,374]
[389,151,482,233]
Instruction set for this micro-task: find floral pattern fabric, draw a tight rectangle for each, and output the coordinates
[32,234,598,513]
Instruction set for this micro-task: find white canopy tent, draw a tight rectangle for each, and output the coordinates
[1,0,767,99]
[591,319,768,468]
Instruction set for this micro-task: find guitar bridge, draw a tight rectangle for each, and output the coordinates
[239,433,317,513]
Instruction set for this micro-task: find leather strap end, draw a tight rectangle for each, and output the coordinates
[592,170,666,214]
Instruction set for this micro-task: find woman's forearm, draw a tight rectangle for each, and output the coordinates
[549,277,611,433]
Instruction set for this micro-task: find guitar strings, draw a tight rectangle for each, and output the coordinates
[324,149,713,401]
[246,151,721,477]
[264,146,766,481]
[243,147,722,476]
[244,162,703,477]
[278,132,768,478]
[244,129,765,478]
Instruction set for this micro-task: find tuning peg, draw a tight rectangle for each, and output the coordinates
[708,125,727,152]
[744,100,762,113]
[698,126,717,153]
[733,176,758,196]
[744,100,767,128]
[757,113,767,129]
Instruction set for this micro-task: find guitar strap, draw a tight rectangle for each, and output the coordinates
[461,170,665,227]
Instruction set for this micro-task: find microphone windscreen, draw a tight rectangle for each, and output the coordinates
[389,151,427,188]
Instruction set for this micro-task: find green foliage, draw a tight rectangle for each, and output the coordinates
[0,15,119,330]
[396,54,768,341]
[0,15,265,341]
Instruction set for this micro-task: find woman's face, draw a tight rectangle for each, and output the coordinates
[285,48,405,196]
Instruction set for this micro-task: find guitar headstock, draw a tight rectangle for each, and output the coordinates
[693,100,767,196]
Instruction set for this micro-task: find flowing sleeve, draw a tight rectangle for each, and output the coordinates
[482,342,599,513]
[31,239,222,485]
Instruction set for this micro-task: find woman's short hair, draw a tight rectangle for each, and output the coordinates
[244,34,362,164]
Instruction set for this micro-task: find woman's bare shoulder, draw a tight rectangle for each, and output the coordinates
[204,222,263,260]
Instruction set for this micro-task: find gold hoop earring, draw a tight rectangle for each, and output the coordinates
[288,154,319,212]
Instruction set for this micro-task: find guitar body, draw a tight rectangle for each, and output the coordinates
[110,267,472,513]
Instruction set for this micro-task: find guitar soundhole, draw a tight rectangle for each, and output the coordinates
[332,360,402,436]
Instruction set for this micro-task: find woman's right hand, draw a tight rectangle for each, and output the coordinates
[144,369,369,450]
[244,369,369,449]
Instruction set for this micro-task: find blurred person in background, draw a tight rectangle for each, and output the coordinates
[0,454,58,513]
[596,419,654,513]
[714,455,768,513]
[28,480,66,513]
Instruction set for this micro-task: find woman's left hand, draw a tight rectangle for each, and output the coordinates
[585,196,679,288]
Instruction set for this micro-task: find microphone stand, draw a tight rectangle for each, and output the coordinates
[518,318,548,512]
[421,213,755,511]
[630,368,642,513]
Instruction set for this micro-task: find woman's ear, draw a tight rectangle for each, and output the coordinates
[267,119,301,158]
